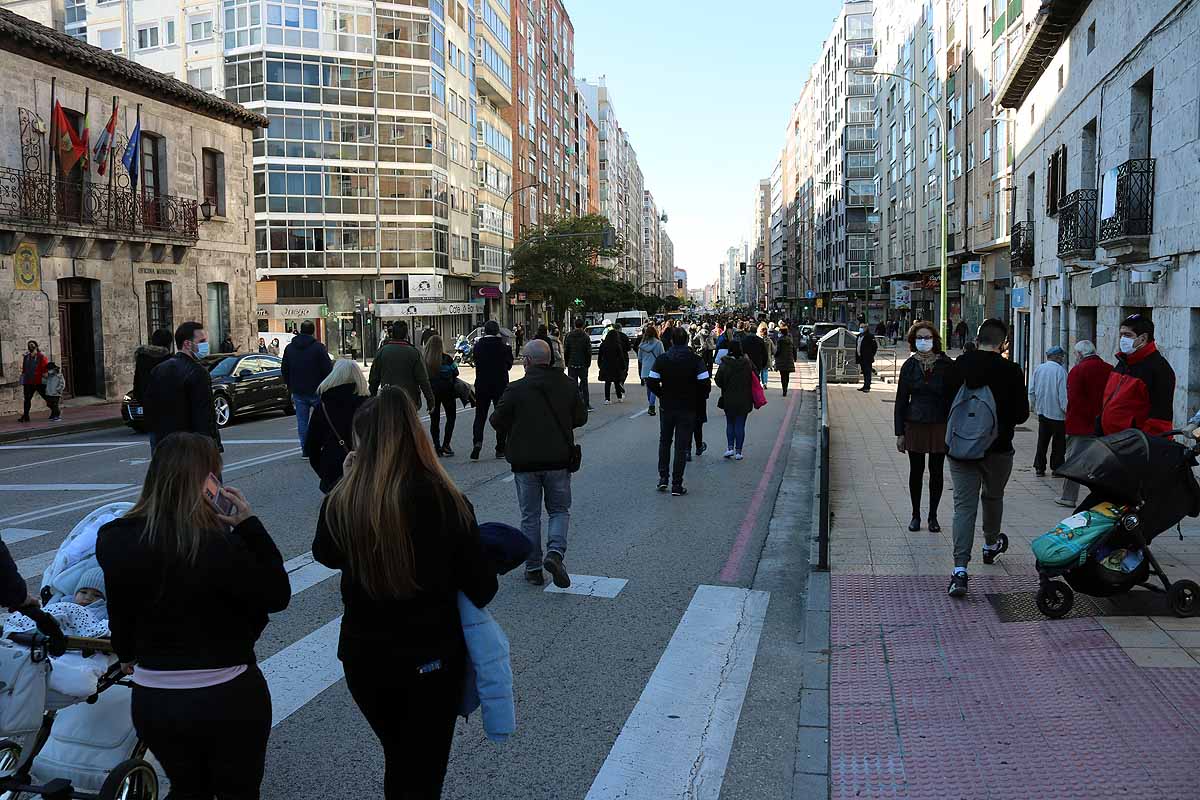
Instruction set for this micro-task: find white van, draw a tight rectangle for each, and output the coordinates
[609,310,648,340]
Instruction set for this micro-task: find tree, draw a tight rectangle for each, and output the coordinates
[509,215,622,314]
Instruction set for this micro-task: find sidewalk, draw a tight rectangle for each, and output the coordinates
[825,381,1200,799]
[0,398,124,444]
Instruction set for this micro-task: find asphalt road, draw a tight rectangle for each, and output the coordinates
[0,358,814,799]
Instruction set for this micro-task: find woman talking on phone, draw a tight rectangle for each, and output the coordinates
[97,432,290,799]
[314,388,498,798]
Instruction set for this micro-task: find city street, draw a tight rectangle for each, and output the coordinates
[0,360,819,800]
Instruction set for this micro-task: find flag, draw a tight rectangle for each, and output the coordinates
[51,101,86,175]
[93,103,118,176]
[121,119,141,190]
[80,104,91,172]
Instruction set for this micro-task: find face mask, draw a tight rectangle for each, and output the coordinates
[195,341,211,358]
[915,339,934,353]
[1119,336,1136,355]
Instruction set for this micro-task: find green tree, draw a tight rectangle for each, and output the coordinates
[509,215,622,314]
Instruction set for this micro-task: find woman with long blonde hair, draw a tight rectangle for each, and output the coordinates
[312,388,497,798]
[96,432,290,799]
[423,334,460,456]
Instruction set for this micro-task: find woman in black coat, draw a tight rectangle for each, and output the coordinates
[597,327,630,403]
[305,359,370,493]
[131,328,173,403]
[775,325,796,396]
[715,341,755,459]
[894,321,961,532]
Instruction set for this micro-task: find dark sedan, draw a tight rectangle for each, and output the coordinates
[123,353,294,431]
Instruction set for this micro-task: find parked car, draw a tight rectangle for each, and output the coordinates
[805,322,848,360]
[122,353,294,432]
[587,325,608,353]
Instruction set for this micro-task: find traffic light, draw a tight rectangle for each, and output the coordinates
[354,297,365,314]
[739,262,747,275]
[676,279,684,289]
[601,226,617,249]
[573,297,583,306]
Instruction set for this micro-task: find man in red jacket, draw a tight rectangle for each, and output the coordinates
[1058,340,1113,507]
[1099,314,1175,438]
[17,339,50,423]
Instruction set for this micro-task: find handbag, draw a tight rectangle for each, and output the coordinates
[750,369,768,410]
[534,385,582,473]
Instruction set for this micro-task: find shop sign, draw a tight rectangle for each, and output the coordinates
[1011,287,1029,309]
[13,242,40,292]
[815,298,824,309]
[376,302,482,317]
[409,274,444,299]
[476,286,501,299]
[890,280,912,309]
[831,295,849,303]
[259,303,325,319]
[961,260,982,282]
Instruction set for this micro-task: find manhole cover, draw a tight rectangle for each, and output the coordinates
[987,589,1175,622]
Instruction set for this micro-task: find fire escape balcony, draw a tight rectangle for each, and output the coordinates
[0,165,199,263]
[1009,220,1034,275]
[1098,158,1154,262]
[1056,189,1097,261]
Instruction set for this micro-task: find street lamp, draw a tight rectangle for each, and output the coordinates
[501,181,540,330]
[853,68,949,341]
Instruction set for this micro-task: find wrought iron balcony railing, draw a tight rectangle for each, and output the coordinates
[1099,158,1155,243]
[0,166,199,240]
[1010,220,1034,272]
[1057,188,1097,259]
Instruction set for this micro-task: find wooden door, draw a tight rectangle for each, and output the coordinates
[57,302,74,398]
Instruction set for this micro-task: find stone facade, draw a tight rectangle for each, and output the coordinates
[0,14,262,415]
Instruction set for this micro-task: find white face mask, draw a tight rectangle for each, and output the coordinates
[1119,335,1137,355]
[915,339,934,353]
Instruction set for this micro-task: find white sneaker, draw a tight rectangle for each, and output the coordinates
[724,449,735,459]
[734,452,744,461]
[604,400,612,405]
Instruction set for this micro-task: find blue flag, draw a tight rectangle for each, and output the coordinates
[121,120,141,190]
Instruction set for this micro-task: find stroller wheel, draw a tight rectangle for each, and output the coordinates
[1167,579,1200,618]
[996,533,1010,554]
[1036,581,1075,619]
[0,739,21,778]
[97,759,158,800]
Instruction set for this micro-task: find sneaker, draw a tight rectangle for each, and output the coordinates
[1035,469,1046,477]
[947,572,968,597]
[442,446,455,457]
[48,416,62,422]
[525,569,545,586]
[605,399,612,405]
[982,542,1003,565]
[696,443,708,456]
[657,482,669,492]
[724,449,735,458]
[435,446,444,457]
[1054,498,1076,507]
[647,405,656,417]
[543,551,571,589]
[734,452,744,461]
[470,445,481,461]
[671,486,688,497]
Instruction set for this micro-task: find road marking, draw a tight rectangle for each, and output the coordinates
[584,585,770,800]
[0,443,145,450]
[0,484,134,491]
[718,391,798,582]
[0,447,301,528]
[0,445,142,473]
[502,474,515,483]
[120,458,152,466]
[260,616,344,728]
[221,439,307,445]
[18,550,56,581]
[283,551,338,596]
[0,528,50,545]
[629,409,649,419]
[544,575,627,598]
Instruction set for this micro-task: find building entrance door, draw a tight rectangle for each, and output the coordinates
[57,277,99,397]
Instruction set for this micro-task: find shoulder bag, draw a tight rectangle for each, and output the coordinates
[320,403,349,457]
[534,385,582,473]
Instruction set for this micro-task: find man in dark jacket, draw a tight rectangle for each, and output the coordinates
[1099,314,1175,438]
[646,328,711,495]
[490,339,587,588]
[856,316,878,392]
[472,319,515,460]
[741,330,769,382]
[563,319,594,411]
[281,320,333,447]
[1059,340,1113,507]
[144,322,222,451]
[368,321,434,411]
[945,318,1028,598]
[132,329,173,404]
[17,340,50,423]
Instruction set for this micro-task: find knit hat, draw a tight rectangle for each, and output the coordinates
[75,566,106,599]
[1046,345,1066,357]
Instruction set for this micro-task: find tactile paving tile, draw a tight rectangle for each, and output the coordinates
[830,574,1200,800]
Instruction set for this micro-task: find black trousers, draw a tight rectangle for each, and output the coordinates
[658,408,695,488]
[1034,414,1066,473]
[693,415,704,450]
[472,390,507,450]
[780,372,792,394]
[130,667,271,800]
[343,651,464,800]
[429,395,456,449]
[604,380,626,400]
[21,383,48,417]
[860,360,873,390]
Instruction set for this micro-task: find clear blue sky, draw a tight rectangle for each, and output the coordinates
[568,0,844,287]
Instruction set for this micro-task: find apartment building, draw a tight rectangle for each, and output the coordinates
[642,189,660,294]
[759,174,776,309]
[661,232,675,296]
[475,0,515,320]
[623,138,644,287]
[673,267,686,300]
[578,78,642,285]
[791,79,818,320]
[577,84,600,215]
[998,0,1200,421]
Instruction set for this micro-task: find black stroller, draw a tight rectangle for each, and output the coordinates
[1034,428,1200,618]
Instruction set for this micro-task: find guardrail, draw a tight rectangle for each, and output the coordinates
[817,344,831,571]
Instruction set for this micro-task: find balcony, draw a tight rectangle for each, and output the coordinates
[1056,189,1097,261]
[1010,220,1034,274]
[1099,158,1154,262]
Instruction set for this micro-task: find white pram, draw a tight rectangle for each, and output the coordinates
[0,502,159,800]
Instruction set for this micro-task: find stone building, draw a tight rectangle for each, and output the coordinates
[998,0,1200,422]
[0,8,264,415]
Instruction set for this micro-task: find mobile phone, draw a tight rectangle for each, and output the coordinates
[202,473,238,516]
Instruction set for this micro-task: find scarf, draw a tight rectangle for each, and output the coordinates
[912,350,941,373]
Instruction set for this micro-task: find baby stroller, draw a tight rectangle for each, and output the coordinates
[1033,428,1200,619]
[0,502,158,799]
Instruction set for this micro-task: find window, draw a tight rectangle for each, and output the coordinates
[136,24,159,50]
[189,13,213,41]
[1046,144,1067,215]
[202,149,226,217]
[98,28,122,53]
[146,281,173,340]
[163,20,175,45]
[1086,20,1096,54]
[188,67,214,91]
[207,283,231,345]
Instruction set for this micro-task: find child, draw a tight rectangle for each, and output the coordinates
[44,361,64,422]
[73,567,105,607]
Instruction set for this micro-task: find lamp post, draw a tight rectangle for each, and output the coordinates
[500,182,540,330]
[853,68,949,341]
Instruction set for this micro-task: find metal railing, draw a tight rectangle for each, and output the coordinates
[1099,158,1155,242]
[1057,188,1097,258]
[817,347,830,570]
[0,166,199,239]
[1010,220,1034,272]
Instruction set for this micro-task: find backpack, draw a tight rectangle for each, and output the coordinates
[945,383,999,460]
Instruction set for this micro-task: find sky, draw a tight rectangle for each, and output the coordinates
[568,0,844,286]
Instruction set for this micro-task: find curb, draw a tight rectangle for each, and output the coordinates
[0,415,127,445]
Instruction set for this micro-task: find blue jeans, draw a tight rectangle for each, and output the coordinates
[514,469,572,572]
[292,393,320,448]
[725,413,748,451]
[759,368,769,388]
[646,385,656,407]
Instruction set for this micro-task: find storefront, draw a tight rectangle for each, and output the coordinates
[375,301,482,343]
[257,303,328,342]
